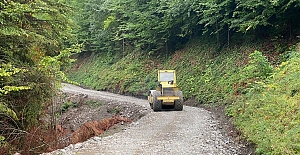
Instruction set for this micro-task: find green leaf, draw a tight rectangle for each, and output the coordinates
[0,103,18,120]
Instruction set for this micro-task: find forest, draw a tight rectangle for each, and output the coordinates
[1,0,300,154]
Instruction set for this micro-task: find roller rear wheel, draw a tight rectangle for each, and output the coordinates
[174,91,183,111]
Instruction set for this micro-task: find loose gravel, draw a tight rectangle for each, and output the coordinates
[43,83,247,155]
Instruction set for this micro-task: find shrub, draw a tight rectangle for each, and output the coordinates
[241,50,273,84]
[229,45,300,155]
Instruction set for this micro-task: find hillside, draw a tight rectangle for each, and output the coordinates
[66,36,282,103]
[66,37,300,154]
[1,0,300,154]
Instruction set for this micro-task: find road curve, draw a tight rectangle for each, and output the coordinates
[46,83,242,155]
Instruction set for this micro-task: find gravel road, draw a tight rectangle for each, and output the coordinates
[45,83,245,155]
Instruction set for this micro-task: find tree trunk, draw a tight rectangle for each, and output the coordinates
[216,22,220,47]
[227,24,230,48]
[122,38,125,58]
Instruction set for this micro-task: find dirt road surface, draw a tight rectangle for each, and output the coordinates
[45,83,249,155]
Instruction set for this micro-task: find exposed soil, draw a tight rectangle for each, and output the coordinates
[34,90,150,154]
[37,84,256,155]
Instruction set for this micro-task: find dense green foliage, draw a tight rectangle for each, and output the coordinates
[0,0,79,153]
[69,0,300,53]
[0,0,299,154]
[228,44,300,154]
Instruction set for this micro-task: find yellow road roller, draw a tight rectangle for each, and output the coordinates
[148,70,183,111]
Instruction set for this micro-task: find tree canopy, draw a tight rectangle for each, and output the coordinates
[69,0,300,53]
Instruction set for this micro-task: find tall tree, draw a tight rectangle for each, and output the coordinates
[195,0,236,46]
[69,0,300,54]
[67,0,117,53]
[103,0,200,52]
[231,0,300,38]
[0,0,78,153]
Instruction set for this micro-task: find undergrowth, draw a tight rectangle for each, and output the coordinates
[67,37,254,103]
[227,44,300,154]
[66,37,299,154]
